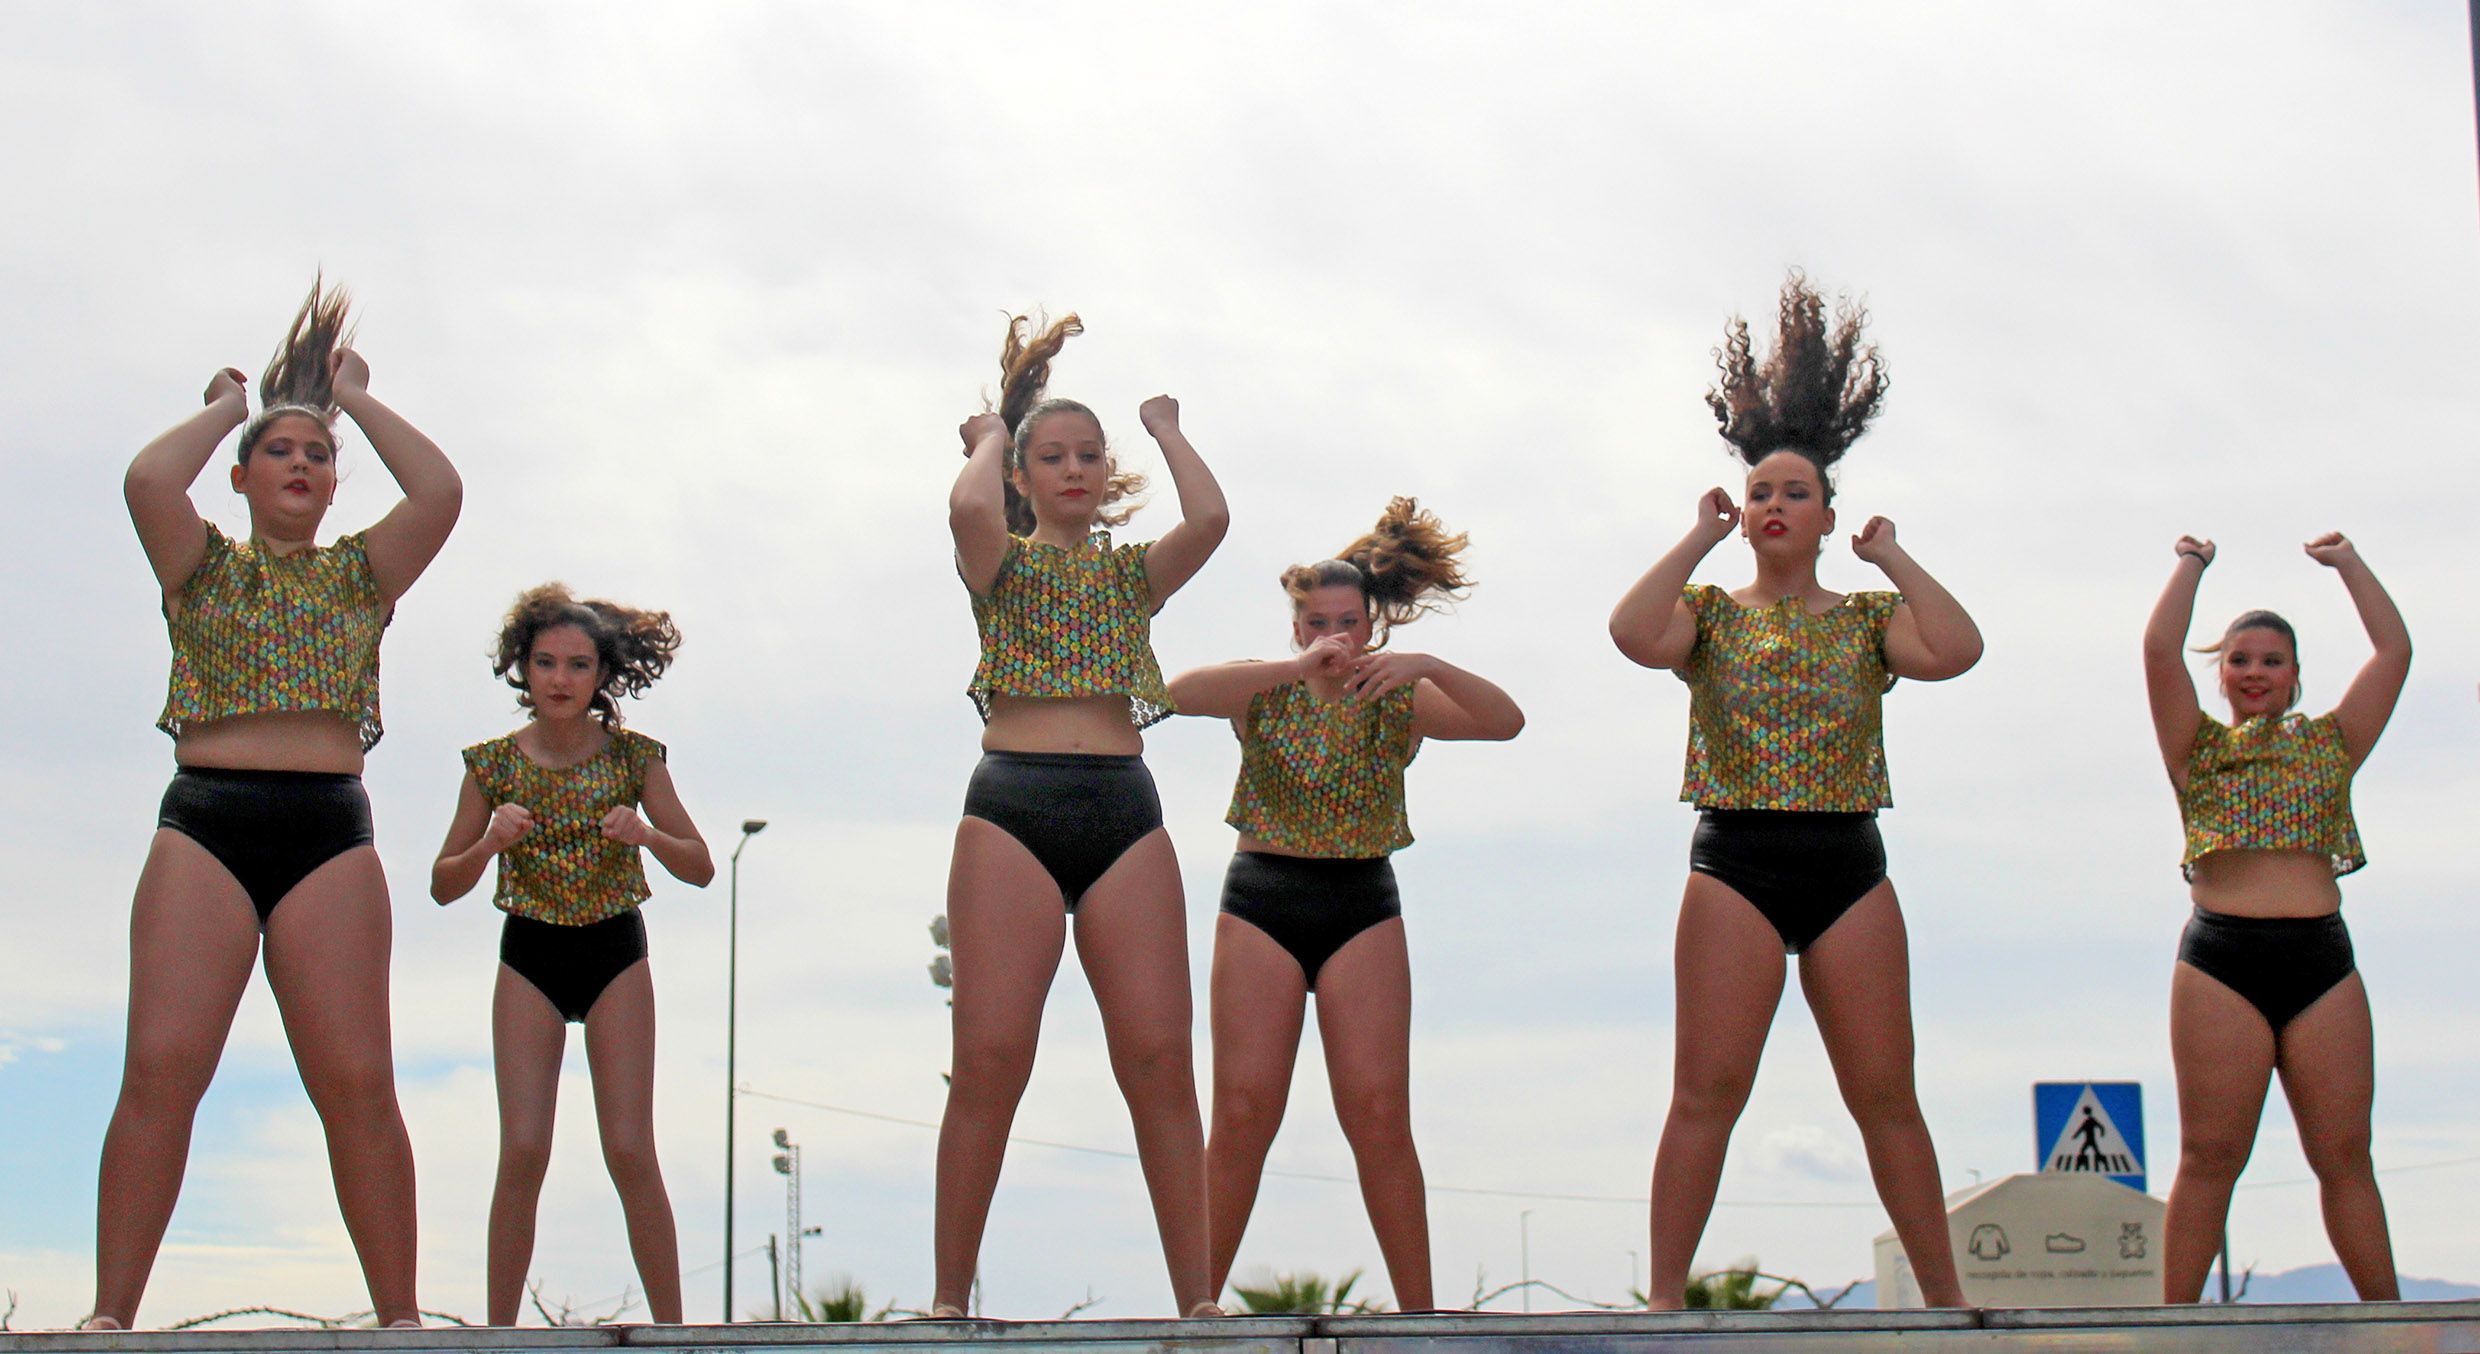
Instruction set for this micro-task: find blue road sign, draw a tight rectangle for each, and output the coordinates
[2034,1081,2145,1193]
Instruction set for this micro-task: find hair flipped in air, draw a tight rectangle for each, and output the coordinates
[491,583,683,730]
[1705,271,1889,501]
[1281,497,1473,648]
[240,274,356,462]
[992,311,1147,536]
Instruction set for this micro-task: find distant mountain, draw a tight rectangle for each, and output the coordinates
[1773,1263,2476,1309]
[2235,1263,2480,1304]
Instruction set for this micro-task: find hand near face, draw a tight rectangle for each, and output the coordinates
[1294,632,1356,683]
[2175,535,2216,567]
[600,806,655,847]
[1850,515,1900,566]
[203,367,249,409]
[2303,532,2358,569]
[1693,486,1741,544]
[329,345,370,399]
[1344,650,1436,701]
[483,804,535,852]
[960,412,1009,457]
[1138,395,1179,437]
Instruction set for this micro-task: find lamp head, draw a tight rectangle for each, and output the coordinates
[742,819,768,836]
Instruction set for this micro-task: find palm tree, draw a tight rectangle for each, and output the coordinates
[1228,1269,1387,1315]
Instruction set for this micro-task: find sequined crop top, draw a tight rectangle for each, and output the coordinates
[2177,712,2363,879]
[1226,680,1420,857]
[159,524,390,750]
[464,729,666,926]
[967,531,1173,729]
[1676,584,1901,812]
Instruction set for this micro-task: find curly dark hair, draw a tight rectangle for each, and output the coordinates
[491,583,682,729]
[240,272,355,462]
[1705,271,1888,500]
[991,311,1147,535]
[1281,497,1474,648]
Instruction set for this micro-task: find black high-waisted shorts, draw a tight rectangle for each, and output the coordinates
[963,751,1164,910]
[1219,851,1402,990]
[2177,906,2356,1033]
[1688,809,1887,954]
[157,767,375,924]
[501,910,650,1023]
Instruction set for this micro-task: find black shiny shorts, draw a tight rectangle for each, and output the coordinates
[963,751,1164,910]
[158,767,375,924]
[2178,907,2356,1033]
[1219,851,1402,990]
[1688,809,1887,954]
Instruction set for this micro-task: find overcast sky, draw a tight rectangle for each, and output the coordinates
[3,0,2478,1329]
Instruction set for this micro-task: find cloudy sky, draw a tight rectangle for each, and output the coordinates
[3,0,2477,1329]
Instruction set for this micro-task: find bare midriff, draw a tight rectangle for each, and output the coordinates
[1232,833,1328,860]
[2187,848,2343,918]
[980,693,1145,756]
[172,710,367,774]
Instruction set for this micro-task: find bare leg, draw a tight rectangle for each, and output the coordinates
[1798,882,1963,1307]
[584,961,683,1322]
[2275,973,2397,1300]
[1203,914,1309,1299]
[1645,874,1787,1309]
[259,846,420,1326]
[1314,918,1431,1310]
[485,966,566,1325]
[2161,962,2275,1303]
[89,831,262,1327]
[1074,829,1213,1313]
[931,818,1069,1313]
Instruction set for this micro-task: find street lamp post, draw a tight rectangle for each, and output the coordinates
[1519,1209,1533,1313]
[722,819,768,1321]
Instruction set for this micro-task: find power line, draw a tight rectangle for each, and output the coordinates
[738,1086,1878,1210]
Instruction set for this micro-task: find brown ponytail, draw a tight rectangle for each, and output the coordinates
[240,273,355,462]
[990,311,1148,535]
[1281,497,1474,646]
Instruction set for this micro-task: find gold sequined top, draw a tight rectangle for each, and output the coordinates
[1226,680,1419,857]
[464,729,666,926]
[2177,712,2363,879]
[1677,584,1901,812]
[968,531,1173,729]
[159,524,390,750]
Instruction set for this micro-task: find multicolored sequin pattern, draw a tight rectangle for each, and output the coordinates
[1677,584,1900,811]
[967,531,1173,729]
[159,524,389,750]
[464,729,665,925]
[1226,679,1419,856]
[2178,712,2364,878]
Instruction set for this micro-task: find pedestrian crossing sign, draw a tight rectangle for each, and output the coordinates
[2034,1081,2145,1193]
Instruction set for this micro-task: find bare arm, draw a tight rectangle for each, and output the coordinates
[951,413,1014,595]
[1609,488,1737,669]
[1856,518,1983,682]
[623,758,715,887]
[2143,539,2212,778]
[125,369,248,595]
[431,772,526,903]
[1135,396,1230,605]
[337,350,462,602]
[2309,534,2411,767]
[1402,659,1526,742]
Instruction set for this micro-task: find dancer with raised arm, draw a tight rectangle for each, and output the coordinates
[1608,275,1978,1309]
[1168,498,1522,1312]
[937,313,1230,1317]
[432,585,713,1324]
[94,279,460,1328]
[2144,534,2407,1302]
